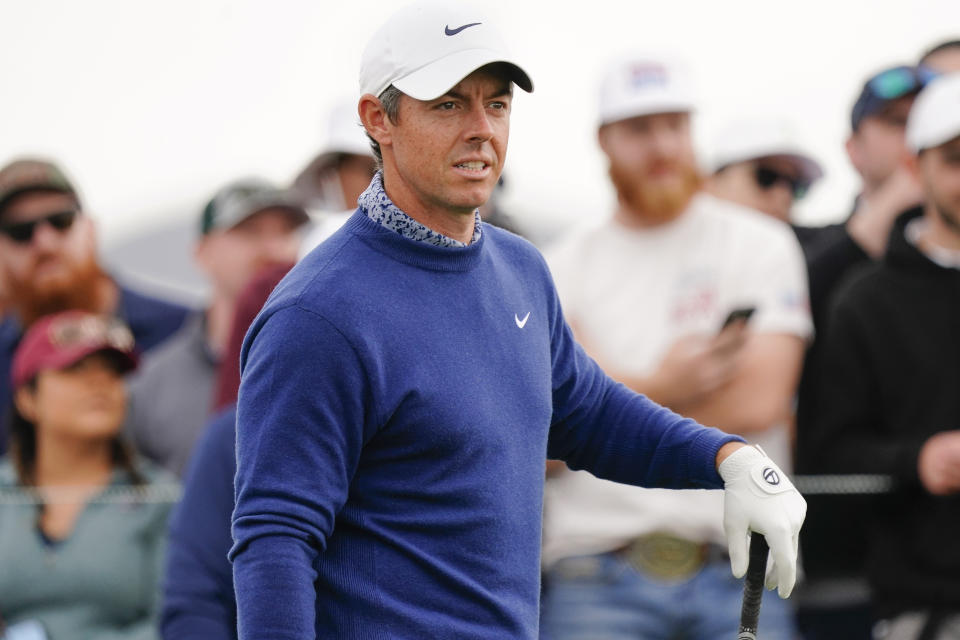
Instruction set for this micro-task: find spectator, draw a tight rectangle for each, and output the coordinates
[807,73,960,640]
[540,54,812,640]
[161,262,292,640]
[793,63,937,639]
[920,39,960,73]
[291,99,377,215]
[706,117,823,224]
[0,158,189,456]
[294,99,376,254]
[0,310,176,640]
[125,179,307,476]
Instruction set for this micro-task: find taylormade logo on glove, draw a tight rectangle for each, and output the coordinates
[719,445,806,598]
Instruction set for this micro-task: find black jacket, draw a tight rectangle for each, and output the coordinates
[803,207,960,616]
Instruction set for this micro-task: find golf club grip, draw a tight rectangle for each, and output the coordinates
[737,532,769,640]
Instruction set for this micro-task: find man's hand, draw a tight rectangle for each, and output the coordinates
[847,159,924,258]
[718,445,806,598]
[918,430,960,495]
[645,323,748,408]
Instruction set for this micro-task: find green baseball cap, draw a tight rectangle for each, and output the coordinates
[0,158,80,217]
[200,178,309,235]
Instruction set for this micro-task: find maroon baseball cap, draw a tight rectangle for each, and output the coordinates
[11,311,139,389]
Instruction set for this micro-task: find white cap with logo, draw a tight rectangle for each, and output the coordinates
[709,117,824,184]
[359,0,533,101]
[906,72,960,153]
[598,54,696,126]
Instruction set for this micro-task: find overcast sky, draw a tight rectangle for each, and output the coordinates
[2,0,958,245]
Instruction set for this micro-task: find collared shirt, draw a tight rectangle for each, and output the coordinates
[358,171,482,248]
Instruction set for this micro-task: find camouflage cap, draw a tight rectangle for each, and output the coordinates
[200,178,309,235]
[0,158,79,216]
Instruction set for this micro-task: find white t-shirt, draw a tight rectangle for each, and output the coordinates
[542,193,812,565]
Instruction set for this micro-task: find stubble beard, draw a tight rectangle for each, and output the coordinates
[609,159,703,226]
[933,196,960,236]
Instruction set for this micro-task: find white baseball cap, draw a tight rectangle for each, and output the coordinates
[709,117,824,184]
[598,54,696,126]
[906,72,960,153]
[359,0,533,101]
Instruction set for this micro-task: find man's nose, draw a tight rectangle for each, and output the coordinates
[464,104,495,143]
[30,219,63,251]
[258,233,299,263]
[649,126,681,157]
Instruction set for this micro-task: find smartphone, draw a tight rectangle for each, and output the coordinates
[720,306,756,331]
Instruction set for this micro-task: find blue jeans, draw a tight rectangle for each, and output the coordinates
[540,551,797,640]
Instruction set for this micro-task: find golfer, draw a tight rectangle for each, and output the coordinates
[229,2,806,638]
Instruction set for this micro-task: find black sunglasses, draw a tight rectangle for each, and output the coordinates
[753,166,810,201]
[0,209,79,244]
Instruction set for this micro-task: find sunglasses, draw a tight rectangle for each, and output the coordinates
[0,209,79,244]
[754,166,810,200]
[867,65,939,100]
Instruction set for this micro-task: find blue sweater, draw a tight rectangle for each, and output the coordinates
[162,406,238,640]
[230,210,739,639]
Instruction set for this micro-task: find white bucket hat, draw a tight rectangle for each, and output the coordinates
[709,117,823,184]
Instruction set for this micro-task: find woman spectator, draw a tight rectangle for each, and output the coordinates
[0,310,176,640]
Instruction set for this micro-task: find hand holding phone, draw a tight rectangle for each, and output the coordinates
[720,307,756,332]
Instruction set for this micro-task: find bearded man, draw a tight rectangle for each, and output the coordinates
[0,158,189,454]
[540,55,813,640]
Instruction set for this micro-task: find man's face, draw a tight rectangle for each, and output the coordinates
[708,156,804,223]
[380,66,512,220]
[923,48,960,73]
[847,95,914,189]
[599,111,701,224]
[918,136,960,232]
[196,208,303,301]
[0,191,100,317]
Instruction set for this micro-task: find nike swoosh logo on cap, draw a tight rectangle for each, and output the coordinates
[444,22,481,36]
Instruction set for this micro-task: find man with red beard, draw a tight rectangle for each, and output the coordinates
[0,158,189,455]
[541,55,813,639]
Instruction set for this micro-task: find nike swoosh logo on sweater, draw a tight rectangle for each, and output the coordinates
[444,22,481,36]
[515,312,530,329]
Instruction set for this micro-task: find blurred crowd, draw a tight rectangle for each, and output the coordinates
[1,30,959,640]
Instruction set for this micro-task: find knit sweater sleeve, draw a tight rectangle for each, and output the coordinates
[229,305,375,640]
[545,289,741,489]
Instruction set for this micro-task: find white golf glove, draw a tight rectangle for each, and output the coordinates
[719,445,806,598]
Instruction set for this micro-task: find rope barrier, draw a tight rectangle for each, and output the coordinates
[0,475,899,506]
[792,474,894,496]
[0,483,182,505]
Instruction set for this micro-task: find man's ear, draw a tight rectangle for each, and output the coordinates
[359,94,392,150]
[193,234,216,273]
[904,150,922,182]
[845,135,862,175]
[597,125,610,155]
